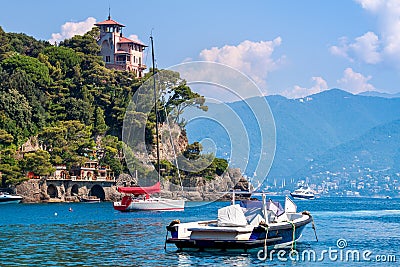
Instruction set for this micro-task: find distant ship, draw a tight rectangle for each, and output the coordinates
[290,186,315,200]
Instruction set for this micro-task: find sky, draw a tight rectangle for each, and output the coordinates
[2,0,400,98]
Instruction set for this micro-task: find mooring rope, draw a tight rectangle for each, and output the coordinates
[289,221,296,252]
[263,224,269,257]
[311,216,318,242]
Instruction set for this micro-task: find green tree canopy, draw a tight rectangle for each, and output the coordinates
[0,149,25,186]
[93,107,108,136]
[38,120,95,168]
[0,26,10,61]
[43,46,82,78]
[0,129,14,149]
[6,32,50,57]
[19,149,55,176]
[1,53,51,86]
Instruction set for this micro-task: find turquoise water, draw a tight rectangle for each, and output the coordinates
[0,197,399,266]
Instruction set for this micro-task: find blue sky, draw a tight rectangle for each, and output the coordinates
[2,0,400,98]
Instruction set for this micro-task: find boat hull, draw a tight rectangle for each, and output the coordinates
[0,199,22,204]
[0,194,22,204]
[290,193,315,200]
[79,198,101,203]
[114,198,184,211]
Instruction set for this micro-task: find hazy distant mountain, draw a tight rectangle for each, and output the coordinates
[358,91,400,98]
[185,89,400,181]
[294,119,400,181]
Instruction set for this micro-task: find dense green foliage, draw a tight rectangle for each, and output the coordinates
[0,26,225,187]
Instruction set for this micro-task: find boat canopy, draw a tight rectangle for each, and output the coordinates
[117,182,160,195]
[239,200,285,225]
[217,204,248,227]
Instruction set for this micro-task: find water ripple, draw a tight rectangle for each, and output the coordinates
[0,199,399,266]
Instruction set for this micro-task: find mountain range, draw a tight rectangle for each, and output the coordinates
[185,89,400,186]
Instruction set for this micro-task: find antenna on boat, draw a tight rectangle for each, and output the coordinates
[262,193,267,223]
[150,34,161,183]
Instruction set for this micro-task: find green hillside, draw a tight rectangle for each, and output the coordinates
[0,26,225,187]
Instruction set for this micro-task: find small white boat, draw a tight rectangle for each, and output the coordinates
[0,192,23,204]
[165,195,316,251]
[113,182,184,211]
[114,196,184,211]
[78,196,101,203]
[290,186,315,200]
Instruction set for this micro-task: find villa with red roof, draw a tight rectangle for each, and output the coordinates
[95,15,147,78]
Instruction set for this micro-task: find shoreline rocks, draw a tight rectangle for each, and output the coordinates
[15,168,248,203]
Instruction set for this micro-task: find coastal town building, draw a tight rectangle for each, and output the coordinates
[23,160,116,202]
[95,14,147,78]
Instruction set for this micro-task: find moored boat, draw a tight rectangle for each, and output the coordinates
[165,195,315,251]
[113,196,184,211]
[0,192,23,204]
[290,186,315,200]
[113,182,184,211]
[78,196,101,203]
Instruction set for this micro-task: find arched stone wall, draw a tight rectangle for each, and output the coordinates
[47,184,58,198]
[89,184,106,201]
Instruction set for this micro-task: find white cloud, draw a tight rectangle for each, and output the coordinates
[49,17,96,44]
[283,76,328,99]
[330,37,352,60]
[332,0,400,65]
[330,32,381,64]
[337,67,375,93]
[350,32,381,64]
[356,0,385,11]
[128,34,143,43]
[198,38,285,91]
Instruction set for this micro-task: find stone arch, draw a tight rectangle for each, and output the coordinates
[71,184,79,196]
[89,184,105,201]
[47,184,58,198]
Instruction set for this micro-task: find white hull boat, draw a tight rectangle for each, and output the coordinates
[114,196,184,211]
[113,182,185,211]
[0,192,23,204]
[165,196,317,251]
[290,186,315,200]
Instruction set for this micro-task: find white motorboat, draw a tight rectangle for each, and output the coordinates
[0,192,23,204]
[290,186,315,200]
[165,195,316,251]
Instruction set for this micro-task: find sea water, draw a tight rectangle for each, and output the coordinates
[0,197,399,266]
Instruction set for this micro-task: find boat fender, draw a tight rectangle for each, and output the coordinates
[302,210,311,216]
[259,221,268,227]
[168,219,180,227]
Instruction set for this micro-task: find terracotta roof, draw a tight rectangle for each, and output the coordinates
[118,36,147,47]
[95,19,125,27]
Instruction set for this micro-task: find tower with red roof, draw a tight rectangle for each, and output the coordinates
[95,14,147,77]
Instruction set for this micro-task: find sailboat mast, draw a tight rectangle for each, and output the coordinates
[150,36,161,182]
